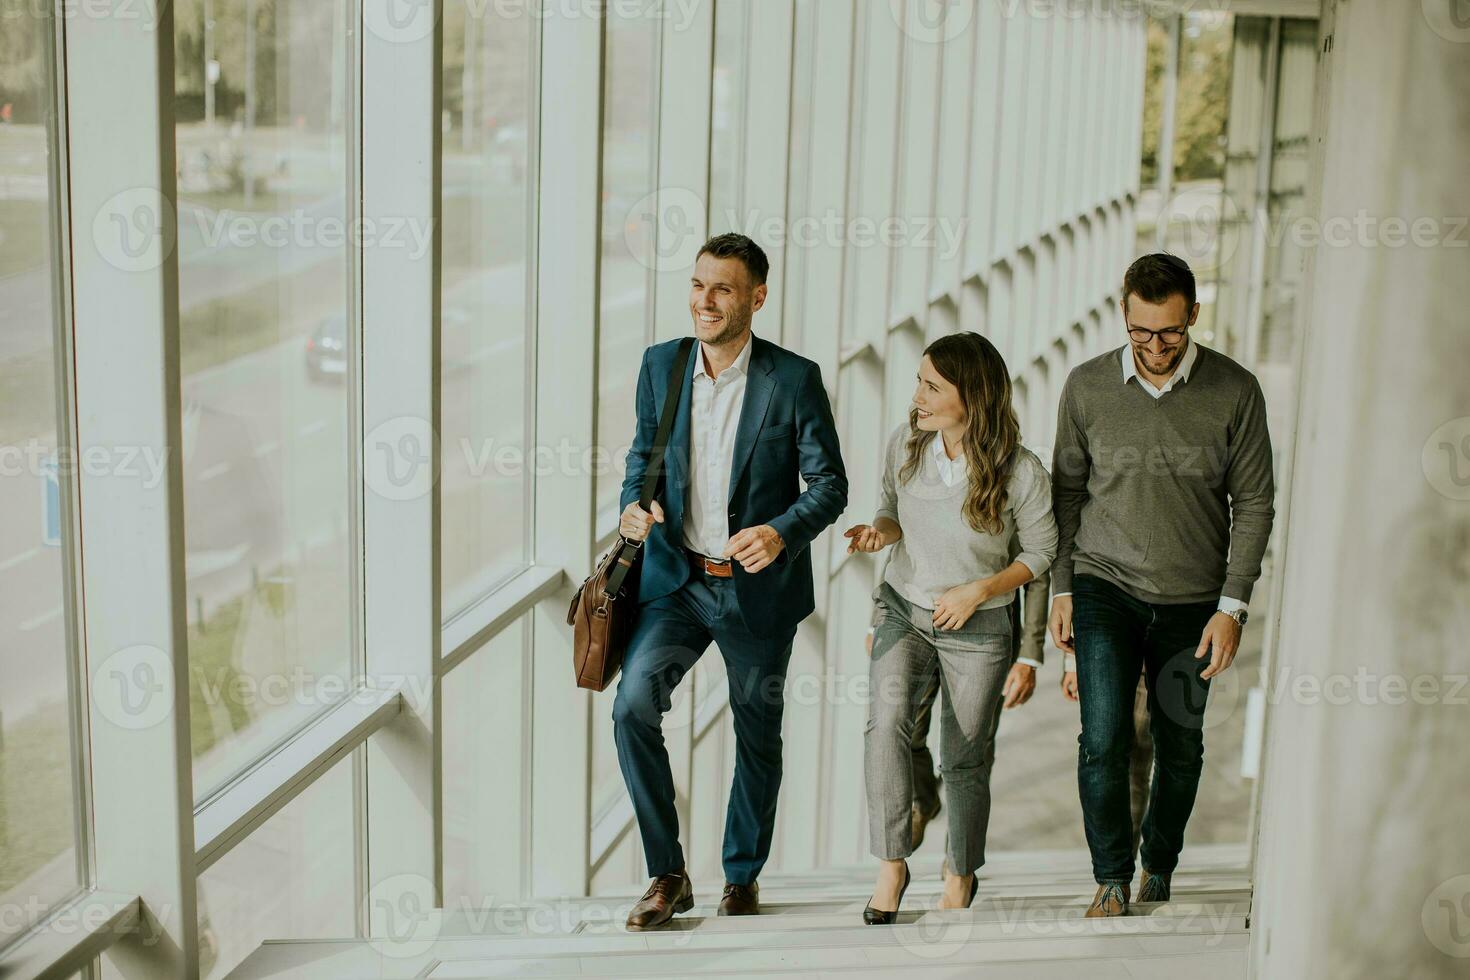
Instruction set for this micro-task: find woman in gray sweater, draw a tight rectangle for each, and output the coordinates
[844,331,1057,923]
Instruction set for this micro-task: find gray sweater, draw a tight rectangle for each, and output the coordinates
[875,423,1058,612]
[1051,344,1275,605]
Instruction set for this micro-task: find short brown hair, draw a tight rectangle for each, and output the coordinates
[696,233,770,286]
[1123,253,1196,312]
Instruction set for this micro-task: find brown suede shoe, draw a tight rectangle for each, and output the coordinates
[717,881,760,916]
[625,871,694,931]
[1084,882,1130,918]
[910,799,942,850]
[1138,868,1171,903]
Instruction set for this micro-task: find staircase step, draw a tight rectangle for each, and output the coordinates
[432,868,1249,940]
[231,899,1247,979]
[424,928,1250,978]
[435,890,1250,941]
[227,852,1253,979]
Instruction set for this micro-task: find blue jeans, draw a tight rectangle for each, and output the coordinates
[612,564,796,885]
[1073,573,1217,884]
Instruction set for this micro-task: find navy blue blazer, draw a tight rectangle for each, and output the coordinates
[620,334,848,639]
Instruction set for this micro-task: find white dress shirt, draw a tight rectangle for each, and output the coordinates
[1122,336,1200,398]
[682,333,753,558]
[930,432,965,487]
[926,434,1043,671]
[1053,340,1244,653]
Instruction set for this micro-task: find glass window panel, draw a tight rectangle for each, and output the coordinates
[594,6,660,530]
[439,2,537,619]
[194,757,356,978]
[443,619,526,910]
[781,0,817,357]
[0,5,84,948]
[708,0,749,233]
[591,8,661,804]
[173,0,355,797]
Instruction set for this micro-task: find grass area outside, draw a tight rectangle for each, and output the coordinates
[0,702,75,895]
[0,348,56,445]
[177,257,348,379]
[0,197,49,278]
[0,561,305,900]
[187,588,261,761]
[0,126,50,179]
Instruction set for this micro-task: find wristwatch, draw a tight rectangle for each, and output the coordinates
[1226,608,1249,627]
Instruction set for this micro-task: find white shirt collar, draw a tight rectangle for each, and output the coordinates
[929,433,966,486]
[695,331,754,382]
[1121,338,1199,396]
[930,433,959,463]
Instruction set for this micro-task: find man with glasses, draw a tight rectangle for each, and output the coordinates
[1048,253,1275,917]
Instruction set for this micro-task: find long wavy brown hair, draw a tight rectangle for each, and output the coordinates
[898,332,1020,535]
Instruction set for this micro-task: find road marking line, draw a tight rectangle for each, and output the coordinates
[20,606,62,631]
[300,420,328,437]
[200,462,232,482]
[0,548,39,573]
[253,440,279,458]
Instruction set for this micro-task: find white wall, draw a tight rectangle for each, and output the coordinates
[1249,3,1470,977]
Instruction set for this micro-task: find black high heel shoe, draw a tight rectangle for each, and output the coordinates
[863,862,911,925]
[940,859,979,909]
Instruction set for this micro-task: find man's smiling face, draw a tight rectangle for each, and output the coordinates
[1124,292,1198,379]
[690,252,765,345]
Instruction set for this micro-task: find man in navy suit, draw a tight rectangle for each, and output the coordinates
[615,233,847,930]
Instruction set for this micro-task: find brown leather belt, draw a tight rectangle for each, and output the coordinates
[687,549,734,578]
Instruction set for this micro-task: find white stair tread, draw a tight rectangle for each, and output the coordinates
[227,856,1253,979]
[426,931,1250,978]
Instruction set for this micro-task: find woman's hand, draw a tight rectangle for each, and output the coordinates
[843,522,895,554]
[1060,670,1079,702]
[932,579,993,630]
[1002,663,1036,708]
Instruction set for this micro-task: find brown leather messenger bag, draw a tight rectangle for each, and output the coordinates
[566,337,694,691]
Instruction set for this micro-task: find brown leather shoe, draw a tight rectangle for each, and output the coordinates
[910,799,942,850]
[1084,882,1130,918]
[1138,868,1171,903]
[625,872,694,931]
[717,881,759,916]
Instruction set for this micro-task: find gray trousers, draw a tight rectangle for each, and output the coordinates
[909,601,1021,816]
[865,582,1013,876]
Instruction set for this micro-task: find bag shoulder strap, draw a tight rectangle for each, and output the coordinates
[638,336,695,511]
[600,337,695,599]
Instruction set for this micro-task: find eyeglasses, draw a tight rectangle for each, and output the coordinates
[1127,325,1188,346]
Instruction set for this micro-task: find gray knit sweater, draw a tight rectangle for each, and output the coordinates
[875,423,1058,611]
[1051,344,1276,604]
